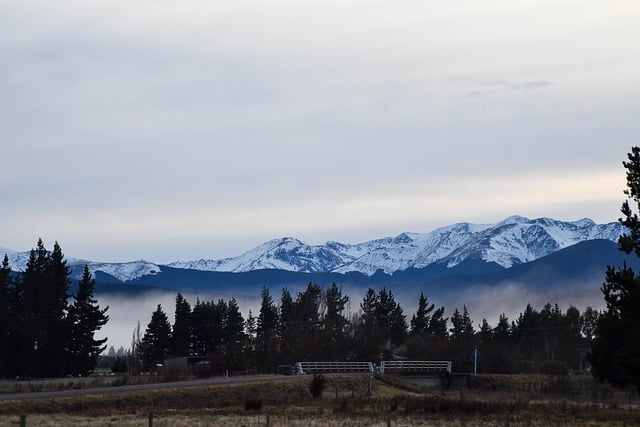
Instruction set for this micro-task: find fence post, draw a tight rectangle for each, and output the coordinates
[266,412,271,427]
[386,411,392,427]
[19,415,26,427]
[148,412,153,427]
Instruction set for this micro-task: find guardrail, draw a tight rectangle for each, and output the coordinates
[378,360,452,375]
[294,361,374,375]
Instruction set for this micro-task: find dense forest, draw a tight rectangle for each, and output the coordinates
[0,239,108,378]
[128,283,600,376]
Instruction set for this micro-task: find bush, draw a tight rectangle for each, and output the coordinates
[111,356,128,374]
[309,373,327,399]
[244,398,262,411]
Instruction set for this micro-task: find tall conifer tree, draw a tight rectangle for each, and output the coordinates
[322,283,349,360]
[67,265,109,376]
[590,146,640,390]
[410,293,434,336]
[140,304,172,371]
[224,297,245,370]
[0,255,10,377]
[44,242,71,376]
[171,293,192,357]
[256,286,278,372]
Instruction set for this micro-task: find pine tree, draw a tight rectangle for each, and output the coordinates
[321,283,349,360]
[244,309,257,369]
[0,255,10,377]
[410,292,434,336]
[140,304,172,371]
[43,241,72,377]
[478,318,492,340]
[589,149,640,390]
[461,305,475,337]
[360,288,378,323]
[224,297,245,371]
[353,287,407,360]
[493,313,511,341]
[191,299,211,356]
[353,288,381,360]
[67,265,109,376]
[212,299,228,361]
[427,306,448,339]
[290,283,322,361]
[20,239,49,377]
[376,287,407,348]
[449,308,464,340]
[171,293,192,357]
[256,287,279,372]
[18,239,72,377]
[190,298,227,359]
[278,288,294,363]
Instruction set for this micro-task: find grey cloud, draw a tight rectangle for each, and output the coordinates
[1,2,639,263]
[482,80,553,91]
[466,79,553,98]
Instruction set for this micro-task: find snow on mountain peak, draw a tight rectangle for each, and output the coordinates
[0,247,161,282]
[88,261,162,282]
[498,215,530,225]
[167,216,623,276]
[1,216,626,281]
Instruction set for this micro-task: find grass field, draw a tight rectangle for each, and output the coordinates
[1,374,639,426]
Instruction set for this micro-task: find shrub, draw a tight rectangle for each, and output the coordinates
[309,373,327,399]
[111,356,128,374]
[244,398,262,411]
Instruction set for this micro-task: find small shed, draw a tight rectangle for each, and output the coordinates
[163,356,210,375]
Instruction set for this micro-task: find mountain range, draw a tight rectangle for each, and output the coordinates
[166,215,622,275]
[0,215,632,299]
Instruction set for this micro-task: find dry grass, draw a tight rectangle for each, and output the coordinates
[1,374,639,426]
[3,411,640,427]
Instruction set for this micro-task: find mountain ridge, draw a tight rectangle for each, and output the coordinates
[0,215,624,283]
[167,215,622,276]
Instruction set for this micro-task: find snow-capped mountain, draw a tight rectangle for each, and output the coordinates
[0,247,161,282]
[1,216,624,282]
[85,261,162,282]
[167,216,624,276]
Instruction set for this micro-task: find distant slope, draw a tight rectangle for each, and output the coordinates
[0,216,625,287]
[421,239,640,293]
[105,240,634,300]
[167,216,622,276]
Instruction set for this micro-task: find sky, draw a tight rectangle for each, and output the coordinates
[1,0,639,264]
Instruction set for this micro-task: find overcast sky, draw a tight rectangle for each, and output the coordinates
[1,0,639,263]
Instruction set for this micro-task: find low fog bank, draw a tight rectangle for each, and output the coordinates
[439,282,605,329]
[95,290,262,352]
[96,279,606,354]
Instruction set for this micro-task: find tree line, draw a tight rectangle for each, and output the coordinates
[0,239,109,378]
[123,146,640,392]
[130,282,601,376]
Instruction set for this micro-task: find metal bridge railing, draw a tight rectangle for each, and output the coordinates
[378,360,452,375]
[294,361,374,375]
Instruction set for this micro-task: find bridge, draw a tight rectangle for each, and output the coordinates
[294,361,375,375]
[378,360,452,375]
[378,360,454,388]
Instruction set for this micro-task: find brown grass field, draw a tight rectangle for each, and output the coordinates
[0,374,639,426]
